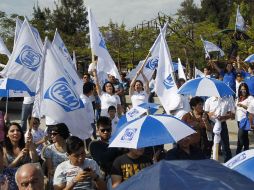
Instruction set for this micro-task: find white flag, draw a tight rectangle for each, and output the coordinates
[0,37,11,58]
[0,19,43,96]
[88,8,121,82]
[14,17,43,49]
[201,36,224,58]
[72,51,77,70]
[178,58,186,80]
[236,5,246,32]
[195,67,205,78]
[41,39,92,139]
[52,31,83,95]
[154,32,177,114]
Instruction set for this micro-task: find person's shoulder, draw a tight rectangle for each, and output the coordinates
[56,160,70,170]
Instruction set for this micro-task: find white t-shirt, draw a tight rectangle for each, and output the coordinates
[235,80,242,98]
[204,96,235,122]
[53,159,101,190]
[131,91,148,107]
[235,96,253,121]
[80,94,95,124]
[247,100,254,114]
[111,116,119,135]
[23,97,35,104]
[168,94,190,119]
[100,92,121,116]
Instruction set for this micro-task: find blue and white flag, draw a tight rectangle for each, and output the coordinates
[88,8,121,82]
[52,31,83,95]
[14,18,43,49]
[235,5,246,32]
[150,22,168,55]
[0,37,11,58]
[178,58,186,80]
[201,36,224,58]
[0,19,43,96]
[195,67,205,78]
[154,32,177,114]
[41,39,93,139]
[52,29,74,67]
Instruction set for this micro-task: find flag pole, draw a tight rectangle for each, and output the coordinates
[139,51,151,72]
[5,90,9,115]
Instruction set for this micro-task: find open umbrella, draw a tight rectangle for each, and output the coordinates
[177,77,235,97]
[225,149,254,181]
[125,102,159,121]
[116,159,254,190]
[109,114,196,149]
[244,54,254,63]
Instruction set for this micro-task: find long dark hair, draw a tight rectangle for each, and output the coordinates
[102,81,115,94]
[238,83,250,98]
[4,122,25,155]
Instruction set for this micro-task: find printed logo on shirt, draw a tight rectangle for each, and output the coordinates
[121,128,137,141]
[15,45,42,71]
[44,77,84,112]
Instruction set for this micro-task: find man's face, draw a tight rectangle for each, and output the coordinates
[17,168,44,190]
[108,110,116,118]
[98,125,112,141]
[68,147,86,166]
[83,75,90,83]
[108,75,116,83]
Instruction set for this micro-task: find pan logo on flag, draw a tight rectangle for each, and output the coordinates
[163,74,174,89]
[15,45,41,71]
[121,128,137,141]
[64,69,76,85]
[145,57,158,70]
[44,77,84,112]
[127,108,139,118]
[99,33,107,49]
[59,43,72,64]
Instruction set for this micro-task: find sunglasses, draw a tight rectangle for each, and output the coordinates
[50,132,59,136]
[100,128,112,133]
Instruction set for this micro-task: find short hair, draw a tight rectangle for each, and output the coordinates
[189,96,204,110]
[97,116,111,129]
[83,73,90,78]
[47,123,70,139]
[66,136,84,155]
[102,82,116,93]
[15,163,44,184]
[177,78,186,85]
[108,106,116,112]
[83,82,94,94]
[28,116,40,124]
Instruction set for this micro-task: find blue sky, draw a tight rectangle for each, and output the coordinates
[1,0,201,27]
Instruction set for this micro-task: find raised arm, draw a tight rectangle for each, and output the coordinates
[140,71,150,94]
[93,69,102,96]
[129,68,143,96]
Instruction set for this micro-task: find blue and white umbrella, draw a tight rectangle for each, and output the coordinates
[126,102,159,121]
[109,114,196,149]
[0,78,32,97]
[225,149,254,181]
[178,77,235,97]
[244,54,254,63]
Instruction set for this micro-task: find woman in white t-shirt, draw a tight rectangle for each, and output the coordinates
[129,69,150,107]
[94,69,122,117]
[235,83,253,154]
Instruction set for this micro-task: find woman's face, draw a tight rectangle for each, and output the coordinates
[240,86,247,97]
[49,130,62,143]
[105,83,113,94]
[193,102,204,114]
[7,125,22,143]
[134,81,143,91]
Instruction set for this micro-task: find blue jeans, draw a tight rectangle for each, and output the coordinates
[20,103,33,132]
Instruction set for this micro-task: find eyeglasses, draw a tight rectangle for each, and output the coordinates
[100,128,112,133]
[50,132,59,137]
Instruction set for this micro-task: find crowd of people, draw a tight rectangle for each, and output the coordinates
[0,58,254,190]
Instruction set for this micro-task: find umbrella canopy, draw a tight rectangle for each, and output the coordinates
[126,103,159,121]
[244,54,254,63]
[109,114,196,149]
[178,77,235,97]
[225,149,254,181]
[0,78,32,97]
[116,159,254,190]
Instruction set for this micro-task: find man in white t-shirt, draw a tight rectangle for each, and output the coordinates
[54,136,106,190]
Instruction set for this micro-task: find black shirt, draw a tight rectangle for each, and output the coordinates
[165,146,206,160]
